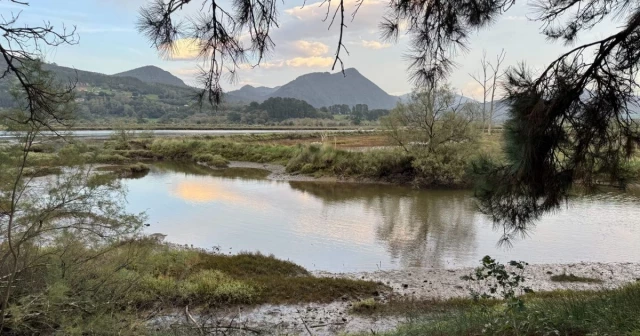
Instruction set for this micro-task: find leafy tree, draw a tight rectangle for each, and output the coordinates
[384,85,479,152]
[227,111,242,123]
[257,97,319,121]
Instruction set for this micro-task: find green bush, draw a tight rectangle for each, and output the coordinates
[412,144,473,187]
[193,153,229,168]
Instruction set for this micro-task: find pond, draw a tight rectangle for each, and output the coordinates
[124,162,640,272]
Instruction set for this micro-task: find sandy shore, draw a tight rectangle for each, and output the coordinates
[150,262,640,335]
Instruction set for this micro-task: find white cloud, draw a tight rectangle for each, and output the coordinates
[285,0,384,20]
[293,40,329,56]
[505,15,527,21]
[160,38,202,61]
[286,56,334,67]
[361,40,390,49]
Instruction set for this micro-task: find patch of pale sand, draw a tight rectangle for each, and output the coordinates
[149,263,640,335]
[315,262,640,300]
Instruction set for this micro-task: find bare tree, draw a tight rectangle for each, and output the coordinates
[469,49,506,134]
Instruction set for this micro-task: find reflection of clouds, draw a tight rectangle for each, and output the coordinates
[172,181,244,203]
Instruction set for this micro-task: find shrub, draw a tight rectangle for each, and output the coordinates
[193,153,229,168]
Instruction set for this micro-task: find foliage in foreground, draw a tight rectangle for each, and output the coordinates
[380,282,640,336]
[2,240,384,335]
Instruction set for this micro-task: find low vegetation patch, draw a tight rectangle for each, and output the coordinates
[378,283,640,336]
[351,297,498,317]
[94,162,150,178]
[550,273,603,283]
[150,138,297,164]
[285,143,476,187]
[4,239,387,334]
[193,153,229,168]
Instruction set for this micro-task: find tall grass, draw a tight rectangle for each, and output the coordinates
[285,143,478,187]
[150,138,297,164]
[380,282,640,336]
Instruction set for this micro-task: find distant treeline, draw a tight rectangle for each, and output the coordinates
[227,97,390,125]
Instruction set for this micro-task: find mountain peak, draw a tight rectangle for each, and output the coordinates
[342,68,360,75]
[114,66,187,88]
[263,68,397,109]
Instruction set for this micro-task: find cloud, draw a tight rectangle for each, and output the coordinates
[462,81,486,101]
[285,0,383,20]
[293,40,329,56]
[161,38,202,61]
[505,15,527,21]
[171,67,203,76]
[237,57,332,69]
[360,40,390,49]
[285,56,334,67]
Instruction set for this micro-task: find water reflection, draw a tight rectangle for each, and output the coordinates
[289,182,479,268]
[122,163,640,272]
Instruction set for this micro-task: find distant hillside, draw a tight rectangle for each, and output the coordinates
[226,85,279,103]
[114,66,187,88]
[0,61,201,121]
[226,68,399,109]
[270,68,398,109]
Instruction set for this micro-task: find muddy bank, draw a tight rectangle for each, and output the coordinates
[149,262,640,335]
[227,161,394,185]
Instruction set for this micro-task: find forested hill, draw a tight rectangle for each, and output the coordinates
[114,66,188,87]
[0,61,201,121]
[226,68,400,109]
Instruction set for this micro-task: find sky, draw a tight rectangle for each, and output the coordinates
[0,0,624,99]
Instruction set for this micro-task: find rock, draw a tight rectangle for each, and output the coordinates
[546,271,553,275]
[341,295,349,301]
[402,284,409,289]
[372,291,380,296]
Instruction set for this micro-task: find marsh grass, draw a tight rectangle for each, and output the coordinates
[94,162,150,178]
[375,283,640,336]
[134,247,384,306]
[150,138,297,164]
[4,239,387,334]
[350,297,500,317]
[550,273,604,283]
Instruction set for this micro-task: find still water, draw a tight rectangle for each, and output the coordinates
[125,163,640,272]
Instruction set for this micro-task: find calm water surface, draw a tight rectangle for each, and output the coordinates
[125,163,640,272]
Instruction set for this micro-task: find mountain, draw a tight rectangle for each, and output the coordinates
[114,65,187,88]
[0,61,199,120]
[225,68,399,109]
[270,68,398,109]
[226,85,279,103]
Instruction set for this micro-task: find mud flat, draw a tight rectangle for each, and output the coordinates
[150,262,640,335]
